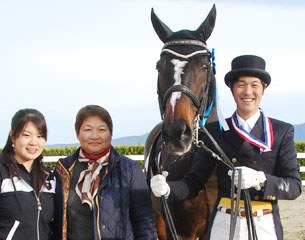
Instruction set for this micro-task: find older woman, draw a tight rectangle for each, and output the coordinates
[0,108,56,240]
[54,105,157,240]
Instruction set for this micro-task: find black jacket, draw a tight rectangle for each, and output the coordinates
[168,115,302,240]
[53,147,157,240]
[0,156,56,240]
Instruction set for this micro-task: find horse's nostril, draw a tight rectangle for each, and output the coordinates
[181,125,192,141]
[162,119,193,151]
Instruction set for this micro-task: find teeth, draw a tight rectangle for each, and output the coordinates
[27,148,37,153]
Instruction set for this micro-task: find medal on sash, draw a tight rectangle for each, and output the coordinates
[231,110,274,152]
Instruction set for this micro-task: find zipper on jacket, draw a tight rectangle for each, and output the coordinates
[34,170,53,240]
[34,171,52,240]
[33,190,41,240]
[95,196,101,239]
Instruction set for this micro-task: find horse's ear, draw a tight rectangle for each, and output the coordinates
[196,4,216,42]
[151,8,173,43]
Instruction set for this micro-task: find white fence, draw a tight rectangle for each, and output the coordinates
[43,153,305,186]
[298,153,305,187]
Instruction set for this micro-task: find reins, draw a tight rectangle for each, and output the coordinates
[197,126,258,240]
[148,133,178,240]
[153,38,257,240]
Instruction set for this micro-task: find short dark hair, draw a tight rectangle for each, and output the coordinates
[75,105,113,135]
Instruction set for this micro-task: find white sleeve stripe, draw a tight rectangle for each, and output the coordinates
[1,177,56,194]
[6,220,20,240]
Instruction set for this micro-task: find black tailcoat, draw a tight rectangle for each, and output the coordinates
[168,114,302,239]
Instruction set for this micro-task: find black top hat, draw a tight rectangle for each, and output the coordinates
[224,55,271,87]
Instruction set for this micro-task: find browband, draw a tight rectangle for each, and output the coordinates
[162,39,210,51]
[161,49,209,59]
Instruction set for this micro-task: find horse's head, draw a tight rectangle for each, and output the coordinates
[152,5,217,156]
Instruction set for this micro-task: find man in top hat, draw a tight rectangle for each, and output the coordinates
[150,55,302,239]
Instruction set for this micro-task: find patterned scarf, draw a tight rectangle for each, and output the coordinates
[75,146,111,210]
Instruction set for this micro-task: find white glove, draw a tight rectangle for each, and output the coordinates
[150,171,170,198]
[228,166,266,191]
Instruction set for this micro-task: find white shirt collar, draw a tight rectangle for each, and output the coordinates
[236,110,260,132]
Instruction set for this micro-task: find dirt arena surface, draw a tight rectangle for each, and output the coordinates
[280,189,305,240]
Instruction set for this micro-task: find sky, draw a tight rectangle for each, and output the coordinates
[0,0,305,146]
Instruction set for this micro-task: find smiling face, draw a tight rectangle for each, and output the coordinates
[12,121,46,165]
[77,116,112,158]
[231,76,266,120]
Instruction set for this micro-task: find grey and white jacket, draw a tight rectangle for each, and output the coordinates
[0,156,56,240]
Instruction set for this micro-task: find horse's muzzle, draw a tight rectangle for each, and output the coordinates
[162,119,193,155]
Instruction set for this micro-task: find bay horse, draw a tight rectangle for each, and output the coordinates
[144,4,219,240]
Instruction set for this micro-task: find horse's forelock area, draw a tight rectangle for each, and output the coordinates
[165,30,209,55]
[168,30,204,42]
[165,45,208,56]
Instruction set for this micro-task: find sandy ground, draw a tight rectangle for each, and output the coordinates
[280,189,305,240]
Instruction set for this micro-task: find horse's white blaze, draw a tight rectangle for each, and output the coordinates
[170,59,187,113]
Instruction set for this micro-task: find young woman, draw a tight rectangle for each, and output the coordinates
[0,108,56,240]
[54,105,157,240]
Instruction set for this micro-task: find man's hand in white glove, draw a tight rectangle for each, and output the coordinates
[228,166,266,191]
[150,171,170,198]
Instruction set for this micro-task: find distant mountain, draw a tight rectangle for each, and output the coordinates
[47,123,305,148]
[294,123,305,141]
[46,133,149,148]
[46,143,80,148]
[111,124,305,143]
[111,133,149,146]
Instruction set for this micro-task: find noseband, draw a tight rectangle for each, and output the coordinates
[157,39,214,125]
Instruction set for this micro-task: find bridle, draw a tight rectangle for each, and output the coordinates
[154,39,257,240]
[154,39,215,240]
[157,39,214,132]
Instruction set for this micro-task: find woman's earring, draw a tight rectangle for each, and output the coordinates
[12,143,15,148]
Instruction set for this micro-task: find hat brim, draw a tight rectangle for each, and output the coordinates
[224,69,271,87]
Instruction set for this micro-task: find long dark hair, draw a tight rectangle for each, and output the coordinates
[2,108,48,194]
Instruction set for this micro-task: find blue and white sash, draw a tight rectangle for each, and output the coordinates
[231,110,274,152]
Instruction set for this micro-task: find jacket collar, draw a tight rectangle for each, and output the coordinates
[222,113,264,152]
